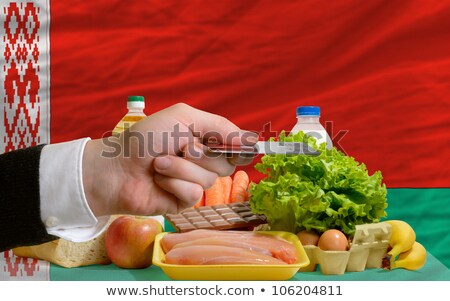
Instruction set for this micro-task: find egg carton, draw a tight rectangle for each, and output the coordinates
[299,222,392,275]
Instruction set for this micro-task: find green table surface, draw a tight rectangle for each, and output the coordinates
[51,188,450,281]
[50,252,450,281]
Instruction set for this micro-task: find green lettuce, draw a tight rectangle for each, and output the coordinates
[249,131,387,236]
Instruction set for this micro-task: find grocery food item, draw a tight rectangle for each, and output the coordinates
[388,241,427,271]
[12,218,115,268]
[300,222,392,275]
[161,229,298,264]
[289,106,332,149]
[153,231,310,281]
[13,237,110,268]
[112,95,146,136]
[164,201,266,232]
[382,220,416,267]
[250,131,387,236]
[381,220,426,271]
[172,237,272,256]
[220,176,233,204]
[165,245,287,265]
[161,229,226,251]
[231,170,250,203]
[204,172,250,206]
[317,229,348,251]
[105,215,162,269]
[205,177,225,206]
[297,230,320,246]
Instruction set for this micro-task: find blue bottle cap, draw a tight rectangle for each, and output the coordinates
[296,106,320,116]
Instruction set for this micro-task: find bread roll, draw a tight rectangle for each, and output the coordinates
[12,216,119,268]
[13,231,111,268]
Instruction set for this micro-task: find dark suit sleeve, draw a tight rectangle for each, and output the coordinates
[0,145,57,252]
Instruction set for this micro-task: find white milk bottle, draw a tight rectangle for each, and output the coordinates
[289,106,333,149]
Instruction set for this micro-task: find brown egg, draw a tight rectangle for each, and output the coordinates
[297,230,320,246]
[318,229,348,251]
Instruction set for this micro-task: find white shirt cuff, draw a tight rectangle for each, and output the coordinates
[39,138,109,242]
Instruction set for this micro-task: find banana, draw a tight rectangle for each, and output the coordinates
[386,220,416,256]
[382,220,416,270]
[391,241,427,270]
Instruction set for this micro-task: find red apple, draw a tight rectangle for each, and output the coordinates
[104,215,163,269]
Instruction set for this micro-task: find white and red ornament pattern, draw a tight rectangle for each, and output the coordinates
[1,0,49,152]
[0,0,50,280]
[0,250,49,280]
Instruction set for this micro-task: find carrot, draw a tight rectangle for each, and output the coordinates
[245,188,251,201]
[220,176,233,204]
[193,191,205,208]
[205,177,225,206]
[231,170,250,203]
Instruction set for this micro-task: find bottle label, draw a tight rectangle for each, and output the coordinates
[112,115,146,136]
[120,116,146,122]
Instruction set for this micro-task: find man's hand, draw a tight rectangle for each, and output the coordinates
[82,103,257,217]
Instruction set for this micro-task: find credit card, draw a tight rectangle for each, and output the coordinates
[206,141,320,156]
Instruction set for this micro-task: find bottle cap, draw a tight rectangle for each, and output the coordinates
[296,106,320,116]
[127,96,145,109]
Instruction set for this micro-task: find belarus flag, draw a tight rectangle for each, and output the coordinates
[1,0,449,279]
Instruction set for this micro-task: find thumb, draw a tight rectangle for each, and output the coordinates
[169,103,259,146]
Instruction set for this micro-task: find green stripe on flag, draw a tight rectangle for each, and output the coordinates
[383,188,450,269]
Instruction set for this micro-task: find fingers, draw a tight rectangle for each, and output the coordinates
[169,103,259,145]
[154,155,219,189]
[227,153,256,166]
[153,174,204,211]
[151,151,250,212]
[183,142,254,171]
[153,148,235,210]
[183,143,236,176]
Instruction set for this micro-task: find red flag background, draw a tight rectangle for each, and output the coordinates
[1,0,450,274]
[48,0,450,187]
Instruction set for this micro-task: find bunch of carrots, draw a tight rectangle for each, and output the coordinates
[194,170,250,208]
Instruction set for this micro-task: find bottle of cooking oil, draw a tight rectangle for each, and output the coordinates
[112,96,146,136]
[110,95,164,227]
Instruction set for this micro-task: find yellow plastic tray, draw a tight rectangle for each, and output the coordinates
[152,231,310,281]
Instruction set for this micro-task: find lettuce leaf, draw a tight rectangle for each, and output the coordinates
[249,131,387,236]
